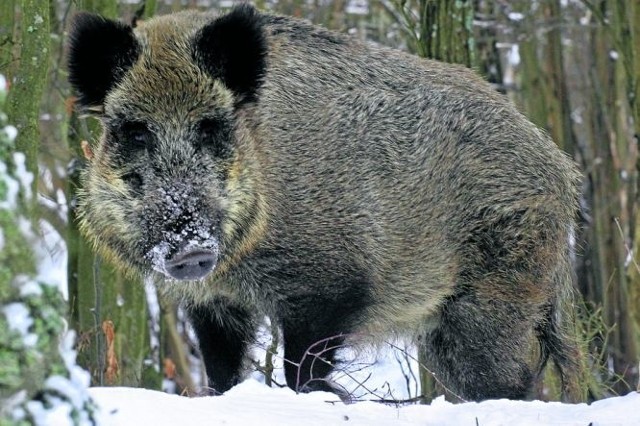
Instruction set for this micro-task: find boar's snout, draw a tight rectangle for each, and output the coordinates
[165,249,217,280]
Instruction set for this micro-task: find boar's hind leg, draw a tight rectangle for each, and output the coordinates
[422,292,536,401]
[536,300,585,402]
[186,298,256,395]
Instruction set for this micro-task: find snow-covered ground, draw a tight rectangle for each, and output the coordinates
[89,380,640,426]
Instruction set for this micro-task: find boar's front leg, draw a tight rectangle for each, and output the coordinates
[282,321,346,396]
[280,286,371,399]
[186,298,256,395]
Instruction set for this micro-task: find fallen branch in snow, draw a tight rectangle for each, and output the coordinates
[251,331,466,405]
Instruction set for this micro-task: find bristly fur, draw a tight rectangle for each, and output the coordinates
[68,5,586,402]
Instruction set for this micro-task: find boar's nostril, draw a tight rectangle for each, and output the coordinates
[165,249,217,280]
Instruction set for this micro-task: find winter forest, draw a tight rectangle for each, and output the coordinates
[1,0,640,424]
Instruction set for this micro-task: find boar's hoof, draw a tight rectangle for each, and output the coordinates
[165,249,217,280]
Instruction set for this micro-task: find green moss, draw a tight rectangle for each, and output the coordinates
[0,268,12,301]
[0,324,23,389]
[0,210,37,279]
[0,178,7,200]
[0,418,29,426]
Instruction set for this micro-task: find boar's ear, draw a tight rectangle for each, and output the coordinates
[193,4,267,104]
[68,12,139,110]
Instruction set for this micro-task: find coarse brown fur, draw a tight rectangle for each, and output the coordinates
[68,5,585,401]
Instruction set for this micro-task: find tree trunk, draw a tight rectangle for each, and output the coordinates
[416,0,475,66]
[0,0,16,78]
[625,1,640,378]
[6,0,50,200]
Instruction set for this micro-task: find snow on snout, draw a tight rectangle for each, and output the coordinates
[144,182,219,277]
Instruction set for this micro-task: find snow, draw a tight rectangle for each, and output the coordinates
[12,152,34,202]
[247,339,421,401]
[508,44,521,67]
[145,184,219,278]
[4,124,17,141]
[2,302,37,347]
[36,219,68,298]
[346,0,369,15]
[0,160,20,209]
[89,379,640,426]
[13,330,100,426]
[16,275,44,297]
[508,12,525,21]
[45,375,89,413]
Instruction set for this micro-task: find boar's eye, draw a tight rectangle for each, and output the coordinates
[197,118,230,158]
[199,118,224,140]
[122,171,143,192]
[120,121,153,153]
